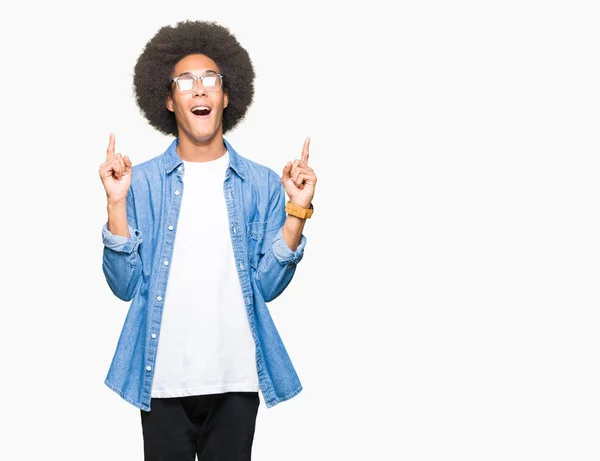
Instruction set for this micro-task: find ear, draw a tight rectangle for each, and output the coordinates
[166,93,174,113]
[223,91,229,109]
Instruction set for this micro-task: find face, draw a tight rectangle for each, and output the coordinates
[166,54,229,145]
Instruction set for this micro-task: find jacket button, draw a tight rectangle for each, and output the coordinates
[174,190,180,196]
[151,334,157,339]
[146,366,152,372]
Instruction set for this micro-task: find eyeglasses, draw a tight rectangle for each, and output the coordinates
[172,73,224,93]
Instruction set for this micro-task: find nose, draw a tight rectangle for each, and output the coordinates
[193,79,208,97]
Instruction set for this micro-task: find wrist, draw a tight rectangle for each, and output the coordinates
[288,198,312,209]
[107,198,127,209]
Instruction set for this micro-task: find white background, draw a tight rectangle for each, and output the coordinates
[1,0,599,459]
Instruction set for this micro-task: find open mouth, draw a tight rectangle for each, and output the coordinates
[191,106,211,117]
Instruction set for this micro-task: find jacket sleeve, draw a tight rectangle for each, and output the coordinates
[101,188,144,302]
[254,180,307,302]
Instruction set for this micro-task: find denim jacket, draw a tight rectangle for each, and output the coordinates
[101,138,306,411]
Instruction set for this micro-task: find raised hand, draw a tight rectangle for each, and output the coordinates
[99,133,133,204]
[281,137,317,210]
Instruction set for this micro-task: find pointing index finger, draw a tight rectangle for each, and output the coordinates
[106,133,115,161]
[301,137,310,165]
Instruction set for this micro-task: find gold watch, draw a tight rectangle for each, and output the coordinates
[285,201,314,219]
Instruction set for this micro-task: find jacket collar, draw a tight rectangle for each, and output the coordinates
[162,137,245,180]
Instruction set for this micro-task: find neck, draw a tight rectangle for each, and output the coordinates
[176,133,227,162]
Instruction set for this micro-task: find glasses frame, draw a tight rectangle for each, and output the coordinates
[171,73,224,93]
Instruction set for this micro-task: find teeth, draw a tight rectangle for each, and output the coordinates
[191,106,210,111]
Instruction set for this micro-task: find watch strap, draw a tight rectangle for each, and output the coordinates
[285,201,314,219]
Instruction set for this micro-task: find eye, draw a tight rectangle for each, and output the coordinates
[203,76,217,87]
[177,77,195,91]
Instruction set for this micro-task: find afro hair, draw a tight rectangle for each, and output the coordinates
[133,20,255,136]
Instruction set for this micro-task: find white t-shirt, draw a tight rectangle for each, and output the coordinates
[151,152,259,398]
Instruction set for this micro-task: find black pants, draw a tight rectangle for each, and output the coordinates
[140,392,260,461]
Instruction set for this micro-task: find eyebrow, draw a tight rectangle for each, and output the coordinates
[175,70,219,78]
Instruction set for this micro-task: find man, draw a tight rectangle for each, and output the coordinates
[98,20,316,460]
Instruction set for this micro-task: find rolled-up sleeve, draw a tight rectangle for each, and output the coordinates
[101,189,144,302]
[272,229,306,264]
[102,224,142,253]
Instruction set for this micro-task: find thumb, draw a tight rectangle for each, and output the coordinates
[281,161,292,181]
[124,155,132,171]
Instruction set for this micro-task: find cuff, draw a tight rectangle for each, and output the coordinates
[102,223,143,253]
[272,228,307,264]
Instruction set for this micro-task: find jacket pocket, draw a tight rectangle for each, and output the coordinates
[246,221,267,270]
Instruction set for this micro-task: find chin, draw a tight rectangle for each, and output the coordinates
[179,121,222,144]
[195,131,217,142]
[184,127,215,144]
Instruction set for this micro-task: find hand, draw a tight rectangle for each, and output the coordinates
[99,133,132,204]
[281,137,317,210]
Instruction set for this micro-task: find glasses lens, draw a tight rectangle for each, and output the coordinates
[177,77,195,92]
[202,74,221,91]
